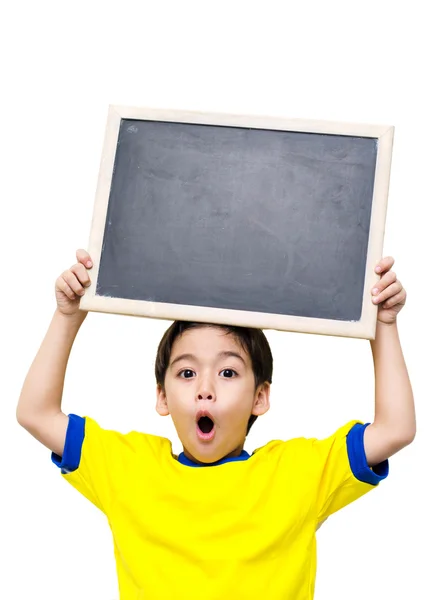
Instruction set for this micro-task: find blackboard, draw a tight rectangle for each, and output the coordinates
[81,106,394,339]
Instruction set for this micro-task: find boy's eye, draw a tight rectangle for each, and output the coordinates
[177,368,237,379]
[178,369,195,379]
[220,369,237,378]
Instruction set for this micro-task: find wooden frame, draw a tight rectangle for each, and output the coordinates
[80,105,394,339]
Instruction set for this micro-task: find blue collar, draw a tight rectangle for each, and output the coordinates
[177,449,250,467]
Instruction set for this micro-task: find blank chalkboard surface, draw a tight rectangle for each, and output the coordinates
[81,106,394,339]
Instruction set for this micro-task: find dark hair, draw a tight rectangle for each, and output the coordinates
[155,321,273,435]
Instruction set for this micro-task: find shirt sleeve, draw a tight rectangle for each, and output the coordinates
[313,421,389,523]
[51,414,136,514]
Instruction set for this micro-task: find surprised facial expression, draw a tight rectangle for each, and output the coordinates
[156,326,270,464]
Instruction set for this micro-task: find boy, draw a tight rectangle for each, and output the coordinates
[17,249,415,599]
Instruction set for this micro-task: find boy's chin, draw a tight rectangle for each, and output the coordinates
[184,438,243,465]
[184,445,226,465]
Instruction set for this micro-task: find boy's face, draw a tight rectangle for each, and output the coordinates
[156,326,270,464]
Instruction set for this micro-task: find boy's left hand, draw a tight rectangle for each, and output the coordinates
[371,256,406,325]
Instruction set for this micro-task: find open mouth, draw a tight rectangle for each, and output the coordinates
[196,411,216,441]
[198,416,214,434]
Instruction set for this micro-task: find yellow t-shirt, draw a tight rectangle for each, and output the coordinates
[52,416,388,599]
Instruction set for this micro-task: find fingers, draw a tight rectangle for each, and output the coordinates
[60,269,87,298]
[56,250,93,300]
[375,256,394,274]
[383,288,406,309]
[56,275,77,300]
[372,257,397,302]
[71,262,91,288]
[372,268,397,295]
[372,256,407,313]
[76,248,93,269]
[372,279,402,304]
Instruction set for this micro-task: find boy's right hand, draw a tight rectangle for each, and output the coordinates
[55,249,93,317]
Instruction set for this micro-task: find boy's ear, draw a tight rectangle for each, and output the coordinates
[156,384,170,416]
[251,382,270,417]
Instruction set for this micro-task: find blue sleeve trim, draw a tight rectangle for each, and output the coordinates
[51,414,85,474]
[346,423,389,486]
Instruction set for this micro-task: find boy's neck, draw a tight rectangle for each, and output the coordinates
[182,442,247,466]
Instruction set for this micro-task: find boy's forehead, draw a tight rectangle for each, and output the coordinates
[171,326,248,360]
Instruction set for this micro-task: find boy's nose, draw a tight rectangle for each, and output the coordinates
[196,374,216,401]
[196,389,215,401]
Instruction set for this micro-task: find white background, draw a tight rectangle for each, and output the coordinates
[2,1,440,598]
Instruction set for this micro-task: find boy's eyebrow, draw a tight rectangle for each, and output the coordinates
[170,351,246,368]
[170,353,196,368]
[217,351,247,365]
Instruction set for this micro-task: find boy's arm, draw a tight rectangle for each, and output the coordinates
[16,250,93,458]
[363,257,416,466]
